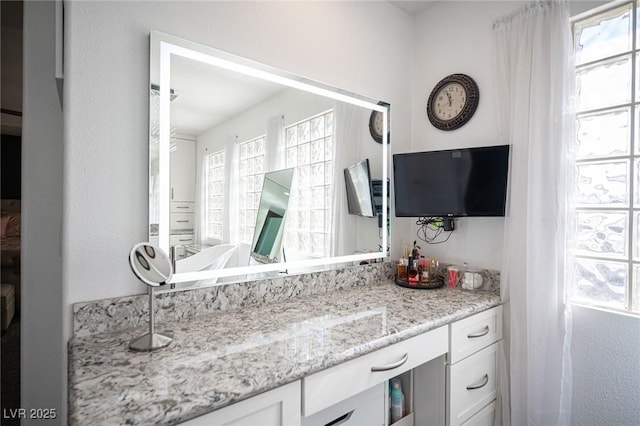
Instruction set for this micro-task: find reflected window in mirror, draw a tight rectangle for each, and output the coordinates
[205,149,225,242]
[238,136,266,244]
[284,110,334,258]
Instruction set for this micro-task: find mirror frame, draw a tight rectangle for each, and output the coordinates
[150,31,389,285]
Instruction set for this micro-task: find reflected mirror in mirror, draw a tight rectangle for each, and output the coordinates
[149,31,389,289]
[250,168,294,264]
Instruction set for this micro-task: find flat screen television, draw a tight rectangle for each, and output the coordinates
[393,145,510,217]
[344,159,376,218]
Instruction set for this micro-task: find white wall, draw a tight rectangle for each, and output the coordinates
[410,2,639,425]
[22,0,65,422]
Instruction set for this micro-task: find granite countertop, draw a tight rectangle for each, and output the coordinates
[68,280,500,425]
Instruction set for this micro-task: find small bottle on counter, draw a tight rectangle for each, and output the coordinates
[396,259,407,279]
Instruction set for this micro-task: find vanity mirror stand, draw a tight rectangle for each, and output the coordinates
[128,242,174,351]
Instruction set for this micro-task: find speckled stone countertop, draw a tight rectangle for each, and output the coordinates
[68,281,500,425]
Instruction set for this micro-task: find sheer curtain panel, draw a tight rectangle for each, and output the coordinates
[493,1,575,425]
[331,102,363,257]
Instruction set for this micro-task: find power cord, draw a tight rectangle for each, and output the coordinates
[416,217,454,244]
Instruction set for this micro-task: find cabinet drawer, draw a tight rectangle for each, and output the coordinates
[302,326,447,417]
[170,234,194,246]
[180,381,300,426]
[449,306,501,364]
[447,343,498,426]
[302,383,384,426]
[171,213,194,231]
[171,202,194,213]
[460,400,496,426]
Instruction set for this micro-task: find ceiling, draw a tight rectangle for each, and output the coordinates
[170,55,285,136]
[389,0,437,16]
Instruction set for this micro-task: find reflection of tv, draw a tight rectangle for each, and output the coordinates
[393,145,510,217]
[344,159,376,218]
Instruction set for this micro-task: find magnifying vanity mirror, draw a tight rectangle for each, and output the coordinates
[128,243,173,351]
[149,31,389,290]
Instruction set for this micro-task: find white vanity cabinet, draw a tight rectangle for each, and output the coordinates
[173,307,502,426]
[446,306,502,426]
[179,381,301,426]
[169,136,196,253]
[302,325,448,426]
[170,136,196,203]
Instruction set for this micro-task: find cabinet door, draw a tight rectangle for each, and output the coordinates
[460,401,496,426]
[302,383,384,426]
[170,138,196,202]
[447,343,498,426]
[179,381,301,426]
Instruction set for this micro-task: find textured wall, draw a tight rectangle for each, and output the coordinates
[571,306,640,425]
[23,0,64,421]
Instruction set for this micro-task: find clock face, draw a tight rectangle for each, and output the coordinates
[433,83,466,121]
[426,74,479,131]
[369,102,390,144]
[372,112,384,134]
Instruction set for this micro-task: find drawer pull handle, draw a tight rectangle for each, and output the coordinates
[371,353,409,372]
[176,220,190,223]
[325,409,354,426]
[467,325,490,339]
[466,374,489,390]
[176,206,189,209]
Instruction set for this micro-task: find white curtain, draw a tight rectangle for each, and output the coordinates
[493,1,575,425]
[224,135,239,245]
[194,149,207,245]
[331,101,363,257]
[265,115,284,172]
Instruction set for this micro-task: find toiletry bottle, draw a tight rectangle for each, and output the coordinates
[408,242,419,282]
[408,258,418,282]
[397,259,407,279]
[420,256,429,282]
[390,378,404,423]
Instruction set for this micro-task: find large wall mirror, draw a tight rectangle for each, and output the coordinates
[149,31,389,290]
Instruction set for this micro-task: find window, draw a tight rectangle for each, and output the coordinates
[572,1,640,313]
[238,136,265,244]
[205,150,225,241]
[283,110,334,258]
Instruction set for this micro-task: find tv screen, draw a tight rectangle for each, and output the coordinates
[344,159,376,218]
[393,145,510,217]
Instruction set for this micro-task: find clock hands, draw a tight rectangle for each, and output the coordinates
[446,91,452,107]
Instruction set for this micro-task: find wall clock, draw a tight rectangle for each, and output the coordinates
[369,101,390,144]
[426,74,479,131]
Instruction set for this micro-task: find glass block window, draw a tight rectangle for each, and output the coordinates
[205,150,225,241]
[284,110,334,258]
[572,2,640,313]
[238,136,265,244]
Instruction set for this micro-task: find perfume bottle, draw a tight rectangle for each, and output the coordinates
[397,258,408,279]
